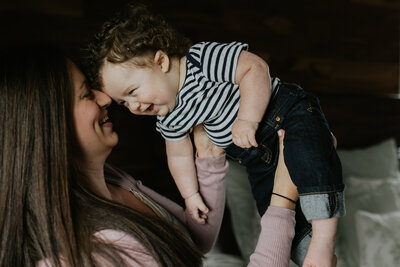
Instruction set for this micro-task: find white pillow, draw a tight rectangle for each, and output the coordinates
[225,160,261,264]
[204,249,245,267]
[355,210,400,267]
[336,176,400,267]
[337,138,399,180]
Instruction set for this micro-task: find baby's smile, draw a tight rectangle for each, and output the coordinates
[147,104,155,112]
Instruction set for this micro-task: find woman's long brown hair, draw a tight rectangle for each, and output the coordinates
[0,45,202,267]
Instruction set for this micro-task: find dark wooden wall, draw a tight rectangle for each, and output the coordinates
[1,0,398,94]
[1,0,399,201]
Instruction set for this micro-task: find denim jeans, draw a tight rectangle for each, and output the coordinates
[225,82,345,265]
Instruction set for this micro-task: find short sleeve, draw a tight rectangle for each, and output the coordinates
[186,42,248,83]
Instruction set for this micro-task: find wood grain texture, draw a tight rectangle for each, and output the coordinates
[0,0,398,95]
[317,93,400,149]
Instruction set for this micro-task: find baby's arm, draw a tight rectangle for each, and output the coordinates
[165,136,209,224]
[232,51,271,148]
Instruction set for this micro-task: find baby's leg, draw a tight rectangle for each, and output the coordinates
[300,136,339,266]
[282,92,344,266]
[303,218,338,267]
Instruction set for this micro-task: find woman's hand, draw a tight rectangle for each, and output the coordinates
[193,124,224,158]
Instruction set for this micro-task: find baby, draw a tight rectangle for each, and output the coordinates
[84,4,344,266]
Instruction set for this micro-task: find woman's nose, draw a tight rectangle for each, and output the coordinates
[93,90,112,108]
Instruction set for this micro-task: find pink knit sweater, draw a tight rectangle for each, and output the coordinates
[37,156,296,266]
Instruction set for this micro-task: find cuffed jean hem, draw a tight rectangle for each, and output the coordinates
[299,191,346,221]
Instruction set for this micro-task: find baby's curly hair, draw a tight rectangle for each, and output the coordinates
[82,3,191,90]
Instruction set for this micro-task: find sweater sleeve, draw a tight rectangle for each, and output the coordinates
[188,155,228,252]
[248,206,296,267]
[136,155,228,254]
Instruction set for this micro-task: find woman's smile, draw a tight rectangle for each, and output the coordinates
[99,114,112,127]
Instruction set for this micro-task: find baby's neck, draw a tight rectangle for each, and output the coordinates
[178,56,187,91]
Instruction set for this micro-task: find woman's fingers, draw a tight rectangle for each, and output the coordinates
[278,129,285,150]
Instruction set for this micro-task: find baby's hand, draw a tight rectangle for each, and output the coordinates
[231,119,259,148]
[184,192,209,224]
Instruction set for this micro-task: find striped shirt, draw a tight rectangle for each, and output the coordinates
[156,42,279,148]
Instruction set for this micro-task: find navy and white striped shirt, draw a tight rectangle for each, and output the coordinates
[156,42,279,148]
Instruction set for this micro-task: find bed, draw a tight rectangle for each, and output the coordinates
[203,93,400,267]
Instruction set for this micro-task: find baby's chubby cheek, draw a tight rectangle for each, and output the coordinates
[157,107,169,117]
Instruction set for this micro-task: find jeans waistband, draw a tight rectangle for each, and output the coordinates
[256,82,304,142]
[225,82,304,162]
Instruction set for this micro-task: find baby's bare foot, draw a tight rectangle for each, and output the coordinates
[303,234,337,267]
[303,217,338,266]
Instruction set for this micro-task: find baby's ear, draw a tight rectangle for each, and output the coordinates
[154,50,170,72]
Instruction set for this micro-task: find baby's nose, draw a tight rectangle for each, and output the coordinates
[128,102,140,113]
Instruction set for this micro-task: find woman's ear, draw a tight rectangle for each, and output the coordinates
[154,50,170,73]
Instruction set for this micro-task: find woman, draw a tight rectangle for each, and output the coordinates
[0,45,298,267]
